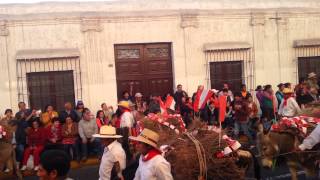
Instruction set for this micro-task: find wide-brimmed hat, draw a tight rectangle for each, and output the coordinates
[93,125,122,138]
[308,72,317,79]
[282,88,293,94]
[118,101,130,109]
[129,128,160,150]
[135,92,143,98]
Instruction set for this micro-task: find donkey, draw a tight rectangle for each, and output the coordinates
[257,124,320,180]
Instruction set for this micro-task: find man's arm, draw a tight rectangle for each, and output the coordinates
[299,124,320,150]
[155,161,174,180]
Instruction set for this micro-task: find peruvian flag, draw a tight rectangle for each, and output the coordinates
[218,95,227,122]
[158,97,167,114]
[165,96,176,111]
[193,88,214,112]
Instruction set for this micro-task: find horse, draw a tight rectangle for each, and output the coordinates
[256,123,320,180]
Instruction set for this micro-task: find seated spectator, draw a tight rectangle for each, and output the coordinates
[78,108,99,162]
[37,150,72,180]
[41,104,59,128]
[21,119,47,171]
[59,102,79,124]
[101,103,114,121]
[45,117,62,150]
[62,116,79,162]
[1,109,14,126]
[15,102,33,121]
[96,110,109,129]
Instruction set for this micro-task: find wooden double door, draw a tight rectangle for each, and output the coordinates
[115,43,173,100]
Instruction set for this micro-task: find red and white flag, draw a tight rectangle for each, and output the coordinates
[165,96,176,111]
[158,97,167,114]
[193,88,214,112]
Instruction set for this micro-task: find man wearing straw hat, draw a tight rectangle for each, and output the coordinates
[307,72,319,91]
[93,125,126,180]
[278,88,301,117]
[129,128,173,180]
[118,101,134,128]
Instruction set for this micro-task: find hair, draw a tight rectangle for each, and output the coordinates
[245,94,253,99]
[30,118,41,128]
[234,92,242,98]
[222,88,228,93]
[255,85,262,91]
[264,85,272,91]
[65,115,74,122]
[101,103,106,108]
[5,109,12,114]
[299,77,306,84]
[241,84,246,89]
[44,104,53,112]
[277,83,284,88]
[284,82,291,88]
[122,91,129,96]
[52,117,60,123]
[177,84,182,87]
[96,110,104,118]
[208,101,214,106]
[40,150,70,177]
[18,102,25,107]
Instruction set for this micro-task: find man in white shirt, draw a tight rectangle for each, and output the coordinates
[93,125,126,180]
[129,128,173,180]
[118,101,135,128]
[278,88,301,117]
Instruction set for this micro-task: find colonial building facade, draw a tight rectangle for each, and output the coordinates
[1,0,320,111]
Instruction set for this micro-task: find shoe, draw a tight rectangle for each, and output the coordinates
[4,168,10,173]
[20,165,27,171]
[34,166,39,171]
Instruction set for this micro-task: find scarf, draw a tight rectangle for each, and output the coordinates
[142,149,161,162]
[283,95,293,107]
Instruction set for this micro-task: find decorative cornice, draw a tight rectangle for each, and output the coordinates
[180,13,198,28]
[250,14,265,26]
[80,18,103,32]
[0,20,9,36]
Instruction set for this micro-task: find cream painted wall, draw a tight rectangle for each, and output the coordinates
[1,1,320,113]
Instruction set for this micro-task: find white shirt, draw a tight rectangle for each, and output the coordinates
[134,154,173,180]
[279,97,301,117]
[99,140,126,180]
[299,124,320,151]
[120,111,134,128]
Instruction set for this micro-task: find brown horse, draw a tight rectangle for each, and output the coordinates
[257,124,320,180]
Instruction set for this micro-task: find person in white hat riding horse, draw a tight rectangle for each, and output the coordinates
[129,128,173,180]
[93,125,126,180]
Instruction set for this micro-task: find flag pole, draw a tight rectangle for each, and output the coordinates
[218,120,222,148]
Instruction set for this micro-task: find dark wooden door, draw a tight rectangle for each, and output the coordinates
[27,70,75,111]
[298,56,320,80]
[115,43,173,100]
[210,61,243,93]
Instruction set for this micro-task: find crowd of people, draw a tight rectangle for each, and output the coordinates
[0,72,319,179]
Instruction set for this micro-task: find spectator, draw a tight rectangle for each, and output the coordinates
[205,100,217,125]
[1,109,14,126]
[255,85,264,107]
[180,97,193,128]
[15,110,31,168]
[279,88,301,117]
[275,83,284,109]
[37,150,72,180]
[134,93,147,113]
[15,102,34,121]
[93,126,126,180]
[246,95,259,138]
[173,84,188,111]
[45,117,62,150]
[296,78,314,108]
[147,95,161,114]
[233,93,254,145]
[121,90,133,103]
[261,85,275,130]
[21,119,47,171]
[41,104,59,128]
[221,89,233,129]
[219,83,234,101]
[241,84,251,99]
[75,100,85,120]
[96,110,109,129]
[101,103,114,122]
[307,72,319,91]
[62,116,79,162]
[78,108,99,162]
[59,102,79,124]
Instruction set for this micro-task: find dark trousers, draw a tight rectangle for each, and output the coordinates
[63,144,80,161]
[81,138,100,159]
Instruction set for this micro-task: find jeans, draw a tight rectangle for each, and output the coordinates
[15,144,25,163]
[81,138,100,159]
[63,144,79,161]
[234,121,254,145]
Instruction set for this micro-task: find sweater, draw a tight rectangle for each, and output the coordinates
[78,118,98,140]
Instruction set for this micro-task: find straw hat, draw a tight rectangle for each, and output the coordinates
[129,128,160,150]
[282,88,293,94]
[135,92,143,98]
[118,101,130,109]
[93,125,122,138]
[308,72,317,79]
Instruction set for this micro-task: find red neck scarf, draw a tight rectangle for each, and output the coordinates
[142,149,161,162]
[283,94,293,107]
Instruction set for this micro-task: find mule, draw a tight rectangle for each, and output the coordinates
[257,124,320,180]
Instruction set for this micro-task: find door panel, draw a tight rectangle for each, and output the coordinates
[115,43,173,100]
[298,56,320,80]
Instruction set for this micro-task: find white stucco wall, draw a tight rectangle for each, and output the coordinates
[0,0,320,113]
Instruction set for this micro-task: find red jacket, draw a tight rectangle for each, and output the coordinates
[46,125,62,143]
[27,127,47,146]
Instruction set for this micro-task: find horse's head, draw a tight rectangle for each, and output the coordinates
[256,123,279,168]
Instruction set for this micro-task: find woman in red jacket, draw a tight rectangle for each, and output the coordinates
[21,119,47,171]
[96,110,109,129]
[45,117,62,150]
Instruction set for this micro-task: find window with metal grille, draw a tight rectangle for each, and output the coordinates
[27,71,75,111]
[16,49,82,110]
